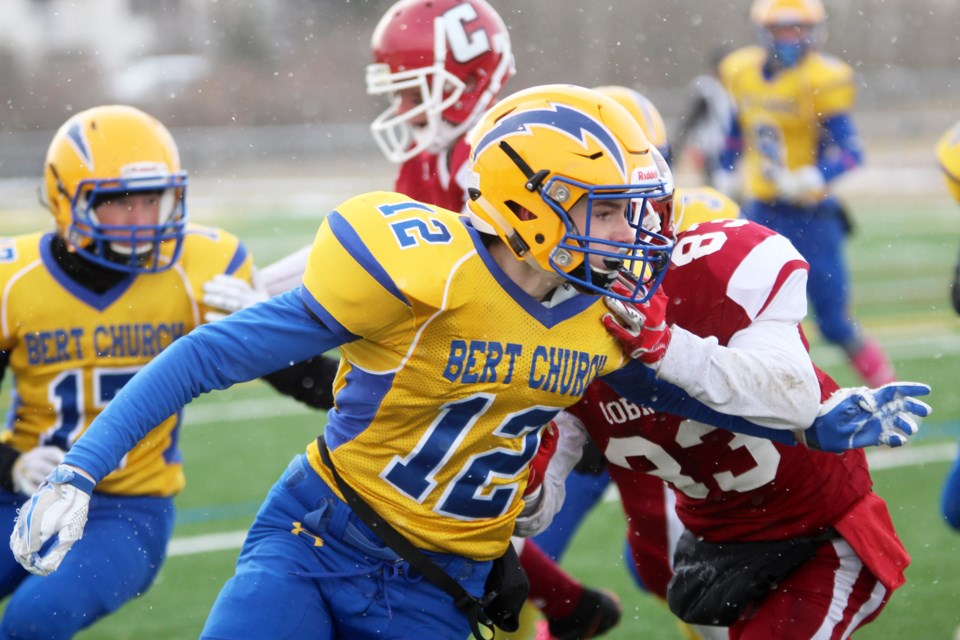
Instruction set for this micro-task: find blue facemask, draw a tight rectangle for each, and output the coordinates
[772,41,805,67]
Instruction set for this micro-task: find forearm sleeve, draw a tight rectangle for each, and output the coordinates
[819,114,864,182]
[655,320,820,430]
[603,362,797,446]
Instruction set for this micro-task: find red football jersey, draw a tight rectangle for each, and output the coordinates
[570,218,873,542]
[393,137,472,212]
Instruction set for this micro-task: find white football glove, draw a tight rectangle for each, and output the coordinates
[11,464,94,576]
[202,271,268,322]
[513,412,587,537]
[773,165,825,205]
[12,446,66,495]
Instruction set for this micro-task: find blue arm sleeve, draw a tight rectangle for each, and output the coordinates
[64,288,350,481]
[718,113,743,171]
[818,114,864,182]
[602,361,797,446]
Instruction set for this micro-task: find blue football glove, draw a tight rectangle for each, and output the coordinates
[10,465,95,576]
[803,382,932,452]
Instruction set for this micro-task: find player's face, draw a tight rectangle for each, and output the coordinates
[396,87,428,126]
[93,191,163,251]
[768,24,813,45]
[567,196,635,270]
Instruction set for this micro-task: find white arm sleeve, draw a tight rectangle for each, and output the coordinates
[654,269,820,430]
[260,245,312,296]
[513,411,587,537]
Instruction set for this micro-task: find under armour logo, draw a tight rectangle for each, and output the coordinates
[291,521,324,547]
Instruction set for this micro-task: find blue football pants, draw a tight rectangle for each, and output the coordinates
[201,454,491,640]
[742,198,859,348]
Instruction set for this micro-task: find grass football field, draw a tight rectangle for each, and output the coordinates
[2,172,960,639]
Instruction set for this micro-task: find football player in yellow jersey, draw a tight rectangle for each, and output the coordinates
[718,0,897,388]
[936,120,960,534]
[936,120,960,316]
[11,86,928,640]
[0,105,256,638]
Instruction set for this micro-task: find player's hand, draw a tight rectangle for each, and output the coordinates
[803,382,932,452]
[12,446,66,495]
[202,272,268,322]
[10,465,94,576]
[602,284,671,366]
[525,422,559,497]
[774,165,825,205]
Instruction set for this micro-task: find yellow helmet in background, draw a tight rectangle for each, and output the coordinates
[42,105,188,273]
[674,187,741,234]
[750,0,825,66]
[936,121,960,205]
[750,0,825,26]
[467,84,674,301]
[593,85,671,165]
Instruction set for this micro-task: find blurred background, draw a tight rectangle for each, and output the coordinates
[1,0,958,178]
[2,1,960,638]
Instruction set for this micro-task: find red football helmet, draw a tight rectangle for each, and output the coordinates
[367,0,514,163]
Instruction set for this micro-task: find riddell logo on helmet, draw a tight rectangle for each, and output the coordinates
[633,167,659,182]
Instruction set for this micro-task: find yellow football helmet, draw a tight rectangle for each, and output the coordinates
[937,120,960,204]
[674,187,741,234]
[593,86,671,164]
[42,105,187,274]
[467,84,674,302]
[751,0,825,67]
[750,0,825,26]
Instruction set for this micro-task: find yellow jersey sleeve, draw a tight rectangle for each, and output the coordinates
[301,192,470,347]
[808,54,856,118]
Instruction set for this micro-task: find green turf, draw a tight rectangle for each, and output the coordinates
[2,190,960,639]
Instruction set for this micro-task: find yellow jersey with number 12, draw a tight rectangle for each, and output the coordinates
[0,224,253,497]
[300,191,626,560]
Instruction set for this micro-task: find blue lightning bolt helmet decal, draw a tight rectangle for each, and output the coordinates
[65,120,93,171]
[474,103,627,180]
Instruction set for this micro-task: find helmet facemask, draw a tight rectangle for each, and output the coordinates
[758,23,821,67]
[544,175,674,303]
[58,166,188,274]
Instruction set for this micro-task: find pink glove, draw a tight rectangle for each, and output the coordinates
[601,283,672,365]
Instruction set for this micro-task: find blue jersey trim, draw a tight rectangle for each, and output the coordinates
[323,366,395,451]
[40,233,136,311]
[463,219,599,329]
[299,286,361,343]
[818,114,864,182]
[327,211,410,306]
[224,242,249,276]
